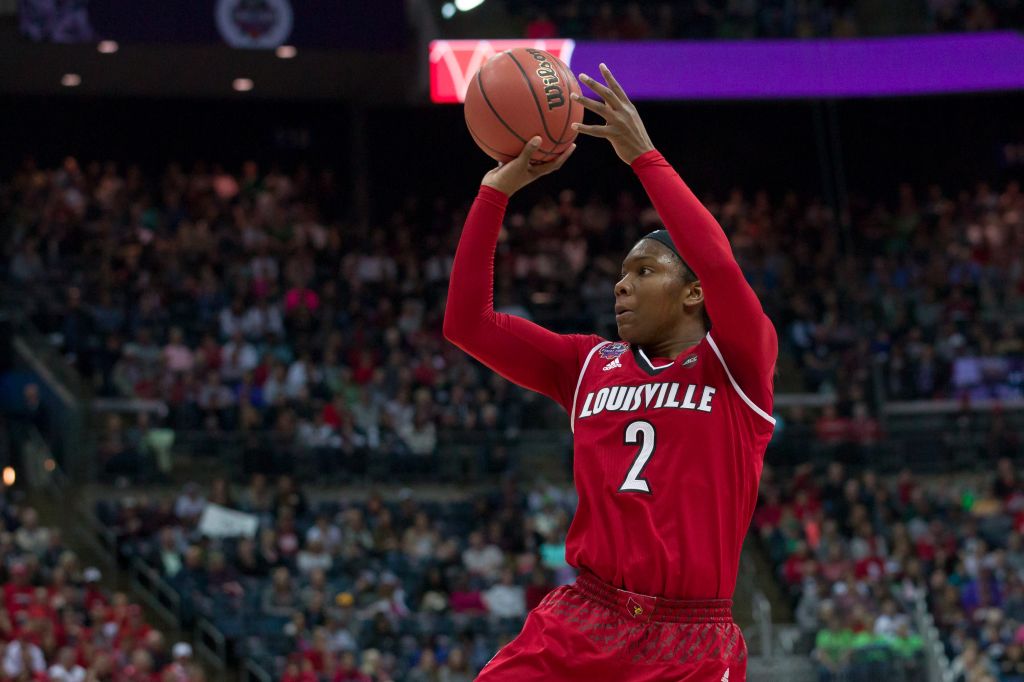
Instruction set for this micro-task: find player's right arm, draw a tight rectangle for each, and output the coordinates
[444,139,598,411]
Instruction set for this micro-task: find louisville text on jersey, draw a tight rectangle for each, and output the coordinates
[576,382,717,420]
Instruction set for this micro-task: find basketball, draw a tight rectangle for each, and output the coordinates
[464,47,584,165]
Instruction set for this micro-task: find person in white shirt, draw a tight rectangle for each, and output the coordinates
[873,598,909,637]
[15,508,50,555]
[462,531,504,581]
[174,483,207,525]
[297,538,333,575]
[221,330,259,382]
[482,569,526,619]
[47,647,85,682]
[241,298,284,340]
[3,637,45,678]
[306,515,343,555]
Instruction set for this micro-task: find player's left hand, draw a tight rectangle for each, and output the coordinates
[571,63,655,165]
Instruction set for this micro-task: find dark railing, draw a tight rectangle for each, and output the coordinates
[0,301,94,481]
[84,396,1024,485]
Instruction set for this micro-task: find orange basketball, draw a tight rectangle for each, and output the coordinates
[464,47,584,165]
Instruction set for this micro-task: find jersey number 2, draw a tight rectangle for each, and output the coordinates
[619,420,655,494]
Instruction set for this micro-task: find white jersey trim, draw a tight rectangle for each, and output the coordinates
[706,333,776,426]
[571,341,611,433]
[637,347,673,370]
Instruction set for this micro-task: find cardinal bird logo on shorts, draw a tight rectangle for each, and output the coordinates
[627,597,643,618]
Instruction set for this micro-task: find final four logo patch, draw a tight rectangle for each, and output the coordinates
[599,342,629,360]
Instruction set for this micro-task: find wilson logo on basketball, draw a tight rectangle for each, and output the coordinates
[525,49,565,110]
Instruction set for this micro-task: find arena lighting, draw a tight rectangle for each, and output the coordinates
[275,44,297,59]
[61,73,82,87]
[441,2,456,19]
[232,78,254,92]
[44,458,56,472]
[97,40,119,54]
[2,467,14,487]
[454,0,486,10]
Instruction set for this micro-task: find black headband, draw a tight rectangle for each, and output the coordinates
[641,229,680,260]
[640,228,698,279]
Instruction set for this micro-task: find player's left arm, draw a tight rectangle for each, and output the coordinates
[573,64,778,409]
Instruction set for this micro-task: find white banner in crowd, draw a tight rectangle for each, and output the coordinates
[198,504,259,538]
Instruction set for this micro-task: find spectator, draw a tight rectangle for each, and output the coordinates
[462,532,503,581]
[524,11,558,38]
[482,568,526,619]
[173,483,206,526]
[48,646,86,682]
[297,538,333,575]
[14,508,50,556]
[263,567,300,617]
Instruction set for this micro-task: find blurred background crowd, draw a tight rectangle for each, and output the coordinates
[3,158,1021,482]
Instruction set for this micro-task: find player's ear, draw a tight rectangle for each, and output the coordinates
[685,280,704,306]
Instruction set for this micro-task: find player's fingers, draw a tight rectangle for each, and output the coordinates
[570,92,608,117]
[571,122,613,138]
[578,73,619,107]
[530,142,575,175]
[515,136,542,164]
[546,143,576,172]
[599,63,630,102]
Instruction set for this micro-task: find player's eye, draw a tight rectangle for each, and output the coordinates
[640,267,653,275]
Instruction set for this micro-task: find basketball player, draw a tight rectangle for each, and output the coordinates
[444,64,776,681]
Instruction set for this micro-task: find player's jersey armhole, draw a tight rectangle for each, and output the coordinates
[570,341,611,433]
[706,333,776,426]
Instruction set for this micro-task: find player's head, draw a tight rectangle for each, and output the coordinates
[614,229,706,344]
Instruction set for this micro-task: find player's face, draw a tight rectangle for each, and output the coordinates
[614,240,698,344]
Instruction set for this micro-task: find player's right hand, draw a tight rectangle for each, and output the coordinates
[481,137,575,198]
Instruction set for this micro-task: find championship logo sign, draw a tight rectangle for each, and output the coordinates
[599,342,629,360]
[430,39,575,104]
[216,0,293,49]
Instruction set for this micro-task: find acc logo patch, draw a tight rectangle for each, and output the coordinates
[682,354,699,368]
[599,342,629,360]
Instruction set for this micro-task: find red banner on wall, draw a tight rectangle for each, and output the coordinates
[429,39,576,104]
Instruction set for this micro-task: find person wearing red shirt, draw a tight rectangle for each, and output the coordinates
[525,11,558,38]
[814,404,850,446]
[444,65,776,681]
[282,658,319,682]
[4,563,36,616]
[524,567,554,612]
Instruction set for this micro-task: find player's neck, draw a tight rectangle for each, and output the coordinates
[641,325,707,361]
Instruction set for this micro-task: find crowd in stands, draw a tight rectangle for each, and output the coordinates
[98,474,577,681]
[755,458,1024,682]
[499,0,1024,40]
[0,494,203,681]
[3,157,1022,479]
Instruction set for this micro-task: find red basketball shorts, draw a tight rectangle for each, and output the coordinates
[477,572,746,682]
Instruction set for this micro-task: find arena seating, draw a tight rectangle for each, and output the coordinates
[754,458,1024,681]
[460,0,1023,40]
[0,495,202,681]
[5,159,1021,484]
[5,157,1022,680]
[95,476,576,680]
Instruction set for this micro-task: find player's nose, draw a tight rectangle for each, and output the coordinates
[615,275,632,297]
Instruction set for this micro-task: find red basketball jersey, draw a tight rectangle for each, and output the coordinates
[565,334,775,600]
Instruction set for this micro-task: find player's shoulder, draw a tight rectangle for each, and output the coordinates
[565,334,613,359]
